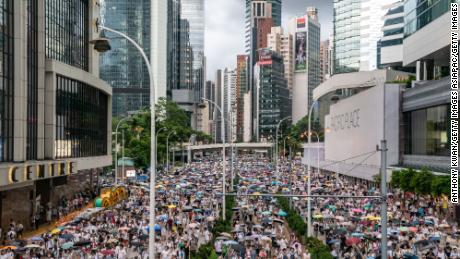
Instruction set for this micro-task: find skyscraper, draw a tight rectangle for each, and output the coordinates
[245,0,282,140]
[254,49,291,141]
[267,26,294,92]
[320,40,331,83]
[333,0,398,74]
[99,0,151,116]
[223,68,238,143]
[288,8,321,123]
[236,55,249,141]
[181,0,205,101]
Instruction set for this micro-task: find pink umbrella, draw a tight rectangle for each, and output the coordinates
[352,208,364,213]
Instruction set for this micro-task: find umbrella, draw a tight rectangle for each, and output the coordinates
[346,237,361,246]
[216,236,230,240]
[224,240,239,246]
[439,223,450,228]
[74,240,92,247]
[261,211,271,216]
[154,224,161,231]
[188,223,199,228]
[206,216,215,222]
[61,242,74,250]
[0,246,17,250]
[101,250,115,255]
[273,219,284,224]
[60,233,74,240]
[313,214,323,219]
[167,204,176,209]
[352,208,364,213]
[24,244,42,249]
[400,227,409,232]
[30,236,44,242]
[351,232,365,238]
[220,232,233,238]
[50,228,61,235]
[409,227,418,232]
[278,210,288,217]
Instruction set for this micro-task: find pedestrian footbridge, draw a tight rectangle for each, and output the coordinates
[187,142,273,151]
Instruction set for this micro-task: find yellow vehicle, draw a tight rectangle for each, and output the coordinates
[95,186,128,208]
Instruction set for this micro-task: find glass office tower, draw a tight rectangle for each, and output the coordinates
[333,0,361,74]
[99,0,151,116]
[181,0,205,101]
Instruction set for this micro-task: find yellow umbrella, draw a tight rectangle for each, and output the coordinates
[50,228,61,235]
[167,204,177,209]
[253,192,261,195]
[0,246,17,250]
[313,214,324,219]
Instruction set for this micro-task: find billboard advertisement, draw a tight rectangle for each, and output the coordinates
[295,32,307,71]
[297,18,306,28]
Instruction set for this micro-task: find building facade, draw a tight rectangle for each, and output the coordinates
[223,69,238,143]
[254,49,291,141]
[0,0,112,230]
[236,56,249,142]
[267,27,294,92]
[99,0,150,116]
[288,8,321,123]
[333,0,397,74]
[320,40,331,83]
[378,1,404,69]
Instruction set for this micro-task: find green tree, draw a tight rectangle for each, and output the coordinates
[112,98,212,169]
[399,168,416,192]
[410,168,434,195]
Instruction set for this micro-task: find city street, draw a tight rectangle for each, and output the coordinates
[0,154,455,258]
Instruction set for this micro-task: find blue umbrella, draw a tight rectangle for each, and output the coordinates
[425,220,434,225]
[154,224,161,232]
[224,240,239,246]
[278,210,288,217]
[351,232,364,238]
[61,242,74,250]
[30,236,44,242]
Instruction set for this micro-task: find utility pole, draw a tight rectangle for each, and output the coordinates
[122,131,125,181]
[378,140,388,259]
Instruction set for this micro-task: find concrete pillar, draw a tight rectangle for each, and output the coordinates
[13,0,27,162]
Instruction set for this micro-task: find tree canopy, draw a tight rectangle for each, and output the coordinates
[113,98,212,169]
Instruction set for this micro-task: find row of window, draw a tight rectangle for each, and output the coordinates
[55,75,108,159]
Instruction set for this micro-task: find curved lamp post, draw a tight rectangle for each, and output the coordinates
[275,116,291,177]
[202,98,227,220]
[91,24,157,258]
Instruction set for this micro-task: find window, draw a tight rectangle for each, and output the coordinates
[404,105,450,156]
[55,75,108,158]
[27,0,38,160]
[0,0,14,162]
[45,0,89,70]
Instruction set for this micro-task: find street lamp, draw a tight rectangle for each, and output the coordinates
[166,131,177,172]
[202,97,227,220]
[306,101,318,237]
[275,116,291,176]
[91,24,157,258]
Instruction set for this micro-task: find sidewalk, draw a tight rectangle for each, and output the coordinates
[22,203,93,239]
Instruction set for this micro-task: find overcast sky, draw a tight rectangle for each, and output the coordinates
[204,0,333,80]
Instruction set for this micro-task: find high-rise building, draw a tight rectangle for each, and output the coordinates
[320,40,331,83]
[378,1,404,69]
[267,27,294,92]
[236,55,249,141]
[223,69,238,143]
[254,49,291,141]
[167,0,182,99]
[212,70,223,142]
[0,0,112,230]
[288,8,321,123]
[245,0,282,139]
[181,0,205,102]
[333,0,397,74]
[171,0,205,129]
[100,0,151,116]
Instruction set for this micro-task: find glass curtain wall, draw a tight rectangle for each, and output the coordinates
[404,105,450,156]
[45,0,89,71]
[55,75,108,158]
[27,0,38,160]
[0,0,14,162]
